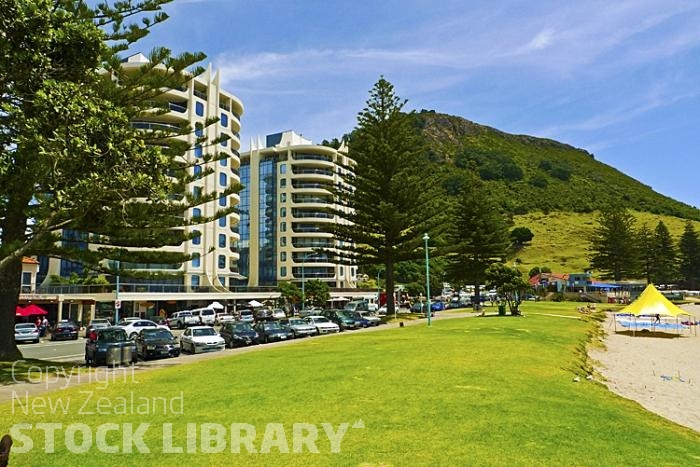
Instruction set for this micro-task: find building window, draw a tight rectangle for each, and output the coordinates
[195,126,203,137]
[280,178,286,188]
[218,255,226,269]
[280,237,286,247]
[280,207,286,217]
[218,275,226,287]
[219,173,227,187]
[219,216,226,227]
[195,101,204,116]
[219,234,226,248]
[220,156,228,167]
[219,195,226,207]
[191,253,200,267]
[280,222,286,232]
[220,113,228,127]
[193,165,202,176]
[280,163,286,174]
[340,266,344,275]
[281,266,287,277]
[192,207,201,219]
[280,193,286,203]
[221,138,228,147]
[194,144,202,158]
[193,186,202,199]
[191,275,200,288]
[281,252,287,261]
[192,230,201,245]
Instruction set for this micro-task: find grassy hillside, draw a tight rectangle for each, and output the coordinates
[511,210,700,275]
[415,111,700,220]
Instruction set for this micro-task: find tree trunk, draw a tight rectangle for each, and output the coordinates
[473,283,481,312]
[386,258,395,316]
[0,257,23,361]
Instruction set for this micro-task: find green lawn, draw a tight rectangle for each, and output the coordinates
[2,302,699,466]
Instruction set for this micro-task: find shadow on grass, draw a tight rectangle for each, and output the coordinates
[0,359,70,385]
[613,330,687,339]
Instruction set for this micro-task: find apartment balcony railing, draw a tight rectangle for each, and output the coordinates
[292,168,333,176]
[131,121,180,133]
[293,154,333,162]
[292,181,331,190]
[292,211,333,219]
[219,102,230,112]
[292,224,324,233]
[292,239,332,248]
[193,89,207,101]
[168,102,187,113]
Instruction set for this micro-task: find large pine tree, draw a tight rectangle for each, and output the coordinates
[0,1,235,360]
[588,206,638,281]
[650,221,677,286]
[678,221,700,289]
[444,175,509,306]
[327,78,446,315]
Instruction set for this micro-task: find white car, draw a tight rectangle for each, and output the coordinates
[377,305,388,316]
[215,313,235,325]
[15,323,40,344]
[170,311,199,329]
[120,319,168,340]
[304,316,340,335]
[180,326,225,354]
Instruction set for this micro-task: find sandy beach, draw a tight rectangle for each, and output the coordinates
[589,305,700,432]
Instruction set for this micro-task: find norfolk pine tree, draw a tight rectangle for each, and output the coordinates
[0,1,238,360]
[650,221,677,287]
[678,221,700,289]
[327,78,446,315]
[588,206,638,281]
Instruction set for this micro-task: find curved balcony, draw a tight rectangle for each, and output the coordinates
[131,121,181,133]
[291,180,332,191]
[291,209,333,220]
[291,167,333,177]
[291,267,335,280]
[292,239,333,248]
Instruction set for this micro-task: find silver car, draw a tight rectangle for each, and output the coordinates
[15,323,40,344]
[281,318,316,338]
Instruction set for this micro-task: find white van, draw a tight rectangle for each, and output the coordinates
[192,307,216,326]
[344,300,370,313]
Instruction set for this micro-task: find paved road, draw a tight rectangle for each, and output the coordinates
[17,338,86,362]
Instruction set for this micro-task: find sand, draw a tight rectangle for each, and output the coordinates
[589,305,700,432]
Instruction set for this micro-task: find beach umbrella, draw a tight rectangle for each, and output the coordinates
[248,299,264,308]
[208,301,225,310]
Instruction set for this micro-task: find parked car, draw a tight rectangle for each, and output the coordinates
[220,321,260,348]
[344,300,370,313]
[279,317,316,338]
[120,319,167,340]
[85,327,138,367]
[15,323,40,344]
[271,308,287,319]
[377,305,388,316]
[135,328,180,360]
[238,309,255,323]
[179,326,225,354]
[191,307,217,326]
[410,302,429,313]
[254,320,295,343]
[431,301,445,312]
[346,310,371,328]
[323,309,359,331]
[117,317,140,325]
[304,316,340,335]
[358,310,382,326]
[84,318,111,338]
[254,308,273,321]
[215,313,235,325]
[50,320,79,341]
[170,310,199,329]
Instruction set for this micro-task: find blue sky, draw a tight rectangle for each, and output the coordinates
[136,0,700,208]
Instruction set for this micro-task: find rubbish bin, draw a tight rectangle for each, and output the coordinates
[498,304,506,316]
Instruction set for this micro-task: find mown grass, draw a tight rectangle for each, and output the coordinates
[1,302,699,466]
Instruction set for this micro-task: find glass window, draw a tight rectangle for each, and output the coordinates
[280,237,286,247]
[191,253,200,267]
[221,138,228,147]
[280,163,286,174]
[195,126,203,137]
[219,195,226,207]
[280,193,286,202]
[195,101,204,116]
[280,178,286,188]
[219,173,227,187]
[281,252,287,261]
[192,208,201,219]
[220,113,228,127]
[194,144,202,158]
[218,275,226,287]
[191,275,200,287]
[340,266,344,275]
[280,266,287,277]
[193,165,202,176]
[193,186,202,199]
[220,156,228,167]
[218,255,226,269]
[280,207,286,217]
[280,222,286,232]
[219,216,226,227]
[218,234,226,248]
[192,230,201,245]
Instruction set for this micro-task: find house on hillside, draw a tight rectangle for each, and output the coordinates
[529,272,568,292]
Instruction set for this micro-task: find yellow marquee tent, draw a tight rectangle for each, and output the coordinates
[619,284,690,317]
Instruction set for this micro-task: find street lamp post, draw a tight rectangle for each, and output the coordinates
[301,257,306,314]
[423,233,431,326]
[114,260,121,324]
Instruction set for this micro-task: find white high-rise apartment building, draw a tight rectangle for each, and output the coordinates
[239,131,356,289]
[40,54,245,293]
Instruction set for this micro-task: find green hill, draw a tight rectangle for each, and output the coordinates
[414,111,700,220]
